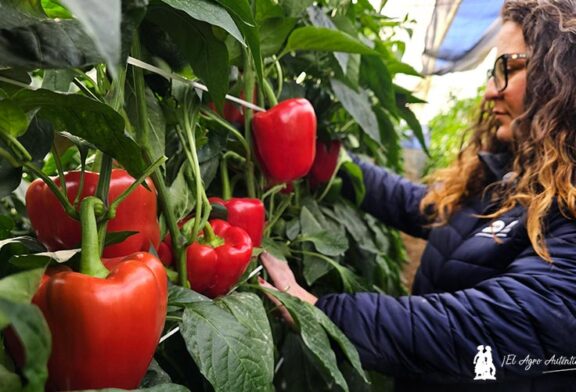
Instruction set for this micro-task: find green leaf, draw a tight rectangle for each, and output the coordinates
[302,245,332,286]
[126,87,165,160]
[280,0,314,17]
[161,0,245,46]
[213,0,263,82]
[360,55,397,117]
[259,17,296,58]
[0,298,51,392]
[340,161,365,207]
[283,27,377,56]
[0,268,43,304]
[148,5,230,108]
[330,78,380,144]
[261,290,349,391]
[0,364,22,392]
[168,283,210,307]
[10,249,79,270]
[0,215,14,240]
[300,207,347,256]
[0,100,29,138]
[397,103,429,155]
[41,69,74,92]
[0,162,22,199]
[0,3,101,69]
[60,0,122,76]
[41,0,73,18]
[10,89,147,177]
[314,303,370,385]
[216,293,274,387]
[180,301,273,392]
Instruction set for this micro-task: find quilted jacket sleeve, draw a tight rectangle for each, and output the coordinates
[316,212,576,382]
[342,158,430,239]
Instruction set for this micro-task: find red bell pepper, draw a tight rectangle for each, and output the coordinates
[10,197,168,391]
[209,197,265,247]
[187,219,252,298]
[34,253,167,390]
[26,169,160,258]
[308,140,341,186]
[252,98,317,182]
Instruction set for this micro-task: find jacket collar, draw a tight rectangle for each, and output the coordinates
[478,151,514,181]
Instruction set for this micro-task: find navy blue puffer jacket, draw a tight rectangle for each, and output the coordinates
[316,157,576,391]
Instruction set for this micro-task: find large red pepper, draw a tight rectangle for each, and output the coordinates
[187,219,252,298]
[26,169,160,258]
[209,197,265,247]
[252,98,317,182]
[308,140,341,187]
[10,198,168,391]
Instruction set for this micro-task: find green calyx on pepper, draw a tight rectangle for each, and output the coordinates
[252,98,317,183]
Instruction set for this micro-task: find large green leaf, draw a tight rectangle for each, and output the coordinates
[9,89,147,177]
[360,55,397,117]
[0,100,29,138]
[280,0,314,17]
[330,78,380,144]
[397,103,429,155]
[216,293,274,389]
[0,268,43,304]
[299,207,348,257]
[258,17,296,58]
[180,301,273,392]
[148,5,230,107]
[0,2,101,69]
[161,0,245,46]
[213,0,263,82]
[262,290,349,391]
[60,0,122,76]
[283,27,377,56]
[0,298,50,392]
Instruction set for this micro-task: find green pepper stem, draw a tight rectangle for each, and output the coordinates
[1,133,32,162]
[262,78,278,107]
[200,108,250,157]
[23,161,78,219]
[108,155,167,219]
[79,197,109,278]
[220,156,232,200]
[243,49,257,198]
[51,143,67,195]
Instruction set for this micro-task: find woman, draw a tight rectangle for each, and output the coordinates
[260,1,576,390]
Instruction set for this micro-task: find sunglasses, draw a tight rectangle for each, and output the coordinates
[487,53,529,92]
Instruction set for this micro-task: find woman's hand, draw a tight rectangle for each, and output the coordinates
[259,252,318,306]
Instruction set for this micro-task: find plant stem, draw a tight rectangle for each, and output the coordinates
[262,78,278,107]
[243,49,257,198]
[263,196,292,238]
[130,32,186,286]
[78,197,109,278]
[200,108,250,157]
[51,143,67,195]
[95,155,113,254]
[23,161,78,219]
[220,156,232,200]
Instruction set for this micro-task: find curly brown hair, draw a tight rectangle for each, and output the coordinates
[420,0,576,261]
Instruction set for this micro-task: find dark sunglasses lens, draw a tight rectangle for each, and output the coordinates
[494,57,506,90]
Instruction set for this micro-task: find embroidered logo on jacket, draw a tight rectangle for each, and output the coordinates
[474,345,497,380]
[475,220,518,238]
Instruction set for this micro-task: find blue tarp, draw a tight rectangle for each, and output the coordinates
[422,0,504,75]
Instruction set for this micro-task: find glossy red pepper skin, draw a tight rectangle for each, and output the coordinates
[308,140,341,186]
[32,252,167,391]
[187,219,252,298]
[252,98,317,182]
[26,169,160,258]
[209,197,265,247]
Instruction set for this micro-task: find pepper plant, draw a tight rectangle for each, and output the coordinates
[0,0,425,391]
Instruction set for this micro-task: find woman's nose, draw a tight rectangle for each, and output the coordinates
[484,77,501,101]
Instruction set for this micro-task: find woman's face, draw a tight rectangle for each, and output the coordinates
[485,21,528,142]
